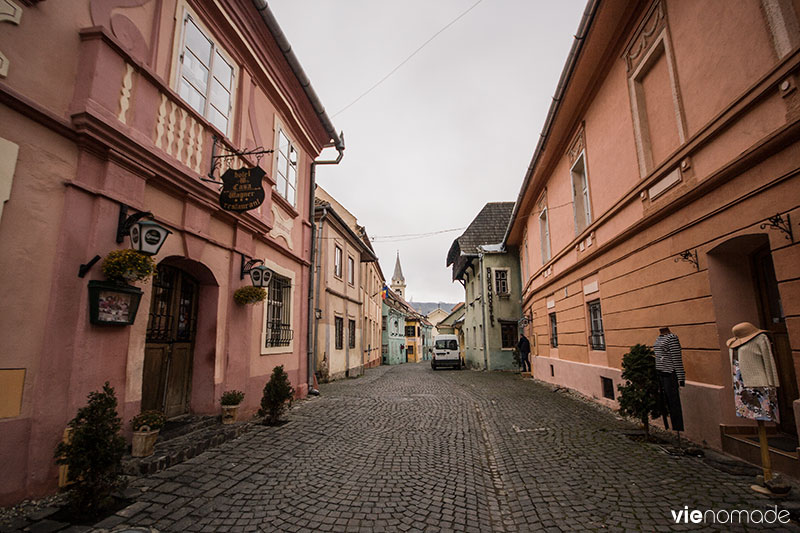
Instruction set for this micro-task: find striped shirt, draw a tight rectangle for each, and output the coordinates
[654,333,685,382]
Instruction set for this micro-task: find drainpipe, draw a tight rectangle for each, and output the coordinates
[251,0,345,394]
[312,205,328,390]
[478,250,489,370]
[307,146,343,393]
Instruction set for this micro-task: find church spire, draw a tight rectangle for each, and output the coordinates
[390,251,406,299]
[392,251,405,282]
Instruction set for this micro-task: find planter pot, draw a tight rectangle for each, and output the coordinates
[221,405,239,425]
[88,280,143,326]
[131,426,159,457]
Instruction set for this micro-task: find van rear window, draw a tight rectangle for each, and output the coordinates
[435,340,458,350]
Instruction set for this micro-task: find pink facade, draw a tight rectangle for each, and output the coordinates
[507,0,800,471]
[0,0,340,504]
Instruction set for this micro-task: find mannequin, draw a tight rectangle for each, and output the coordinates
[727,321,780,491]
[654,327,685,445]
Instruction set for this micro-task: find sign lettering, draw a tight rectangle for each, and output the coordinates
[219,166,266,212]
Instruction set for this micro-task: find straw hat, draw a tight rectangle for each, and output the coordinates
[726,322,768,349]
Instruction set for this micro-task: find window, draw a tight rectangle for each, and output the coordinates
[495,269,509,295]
[275,128,298,206]
[500,322,518,349]
[264,274,292,348]
[539,201,551,264]
[178,14,234,135]
[588,300,605,350]
[335,317,343,350]
[571,153,592,235]
[393,319,399,333]
[348,319,356,349]
[334,246,342,278]
[549,313,558,348]
[382,316,387,331]
[405,325,416,337]
[347,256,355,285]
[407,345,414,355]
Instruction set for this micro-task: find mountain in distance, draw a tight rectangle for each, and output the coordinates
[407,301,458,316]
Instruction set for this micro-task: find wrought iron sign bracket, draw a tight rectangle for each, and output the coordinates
[674,249,699,271]
[760,213,793,242]
[240,253,264,280]
[78,255,101,278]
[204,136,273,185]
[116,204,153,244]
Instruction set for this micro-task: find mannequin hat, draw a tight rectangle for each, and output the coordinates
[726,322,767,349]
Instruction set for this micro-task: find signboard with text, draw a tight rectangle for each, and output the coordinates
[219,166,266,212]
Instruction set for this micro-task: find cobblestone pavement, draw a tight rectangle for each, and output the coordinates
[106,363,799,532]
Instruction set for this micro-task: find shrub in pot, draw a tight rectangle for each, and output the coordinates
[130,410,166,457]
[258,365,295,426]
[220,390,245,425]
[54,382,126,519]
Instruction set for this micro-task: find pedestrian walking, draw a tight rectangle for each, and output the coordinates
[517,334,531,373]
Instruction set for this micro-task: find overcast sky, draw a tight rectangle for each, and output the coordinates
[269,0,586,304]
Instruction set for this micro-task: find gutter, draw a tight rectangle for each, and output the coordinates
[502,0,600,245]
[252,0,344,151]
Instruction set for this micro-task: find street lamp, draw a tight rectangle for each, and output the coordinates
[129,219,172,255]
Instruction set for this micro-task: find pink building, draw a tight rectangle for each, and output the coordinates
[0,0,342,504]
[506,0,800,473]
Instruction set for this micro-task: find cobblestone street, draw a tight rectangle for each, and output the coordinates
[108,363,798,532]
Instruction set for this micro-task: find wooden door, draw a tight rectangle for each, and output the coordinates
[754,247,797,435]
[142,265,198,418]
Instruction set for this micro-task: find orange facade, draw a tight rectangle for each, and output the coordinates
[507,0,800,468]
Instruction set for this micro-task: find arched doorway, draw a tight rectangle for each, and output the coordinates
[708,234,798,436]
[142,264,199,418]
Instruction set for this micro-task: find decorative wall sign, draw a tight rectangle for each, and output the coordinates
[219,166,266,212]
[88,280,143,325]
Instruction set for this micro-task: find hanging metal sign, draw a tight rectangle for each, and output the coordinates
[219,166,266,212]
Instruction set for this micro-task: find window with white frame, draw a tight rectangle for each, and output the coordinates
[275,128,298,206]
[538,196,551,264]
[571,153,592,235]
[334,246,342,278]
[347,256,355,285]
[177,13,234,135]
[264,274,292,348]
[494,269,509,295]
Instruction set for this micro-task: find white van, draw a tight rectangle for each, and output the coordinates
[431,334,461,370]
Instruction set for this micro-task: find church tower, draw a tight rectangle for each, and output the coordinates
[391,252,406,299]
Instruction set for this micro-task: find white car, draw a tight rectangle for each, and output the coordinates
[431,334,461,370]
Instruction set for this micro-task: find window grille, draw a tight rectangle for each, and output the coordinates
[588,300,605,350]
[335,317,343,350]
[549,312,558,348]
[265,274,293,348]
[348,319,356,349]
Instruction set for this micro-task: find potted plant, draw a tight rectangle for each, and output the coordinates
[130,410,166,457]
[101,249,157,283]
[87,250,157,325]
[258,365,295,426]
[220,390,245,424]
[233,286,267,305]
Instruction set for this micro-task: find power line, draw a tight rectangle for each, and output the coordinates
[332,0,484,118]
[371,227,466,242]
